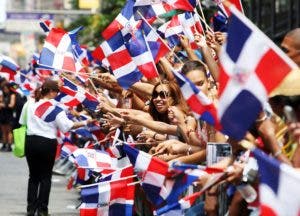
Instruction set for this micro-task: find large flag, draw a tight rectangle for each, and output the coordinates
[173,70,221,129]
[39,27,83,73]
[218,6,298,140]
[80,177,135,216]
[0,55,19,81]
[253,148,300,216]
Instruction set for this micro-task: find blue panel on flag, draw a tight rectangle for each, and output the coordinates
[134,6,156,20]
[39,48,54,68]
[253,148,280,194]
[201,111,216,126]
[142,183,165,205]
[123,145,138,166]
[76,154,89,167]
[126,31,148,57]
[110,203,133,215]
[81,185,99,203]
[121,0,134,19]
[117,69,143,89]
[107,31,125,51]
[226,14,251,62]
[221,90,262,140]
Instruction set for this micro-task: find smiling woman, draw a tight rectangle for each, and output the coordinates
[149,80,189,124]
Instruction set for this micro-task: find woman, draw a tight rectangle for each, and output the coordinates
[19,79,94,216]
[0,82,16,152]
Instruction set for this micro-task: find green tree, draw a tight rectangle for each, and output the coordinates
[67,0,126,47]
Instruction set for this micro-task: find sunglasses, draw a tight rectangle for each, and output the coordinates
[152,91,169,99]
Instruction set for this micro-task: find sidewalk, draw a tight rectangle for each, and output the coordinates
[0,150,79,216]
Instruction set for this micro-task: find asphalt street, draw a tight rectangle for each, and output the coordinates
[0,149,79,216]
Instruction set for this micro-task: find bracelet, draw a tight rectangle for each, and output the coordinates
[273,149,282,158]
[187,146,192,155]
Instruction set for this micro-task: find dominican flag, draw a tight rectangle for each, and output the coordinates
[253,148,300,216]
[79,177,135,216]
[125,28,158,79]
[39,27,83,73]
[70,148,113,181]
[102,0,140,41]
[123,144,169,205]
[0,55,19,81]
[35,100,64,122]
[218,6,297,140]
[107,48,143,89]
[140,20,169,63]
[173,70,221,129]
[56,77,99,111]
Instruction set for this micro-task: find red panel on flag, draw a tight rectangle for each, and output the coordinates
[102,20,123,40]
[147,157,169,176]
[110,179,129,200]
[255,49,292,93]
[46,28,66,47]
[92,46,105,62]
[218,64,230,95]
[107,49,132,70]
[63,56,76,72]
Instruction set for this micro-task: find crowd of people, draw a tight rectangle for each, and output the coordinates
[1,14,300,216]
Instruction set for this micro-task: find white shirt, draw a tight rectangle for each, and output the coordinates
[19,98,74,139]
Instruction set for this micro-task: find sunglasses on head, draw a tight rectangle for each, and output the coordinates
[152,91,169,99]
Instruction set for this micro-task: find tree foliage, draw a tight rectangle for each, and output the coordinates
[67,0,126,47]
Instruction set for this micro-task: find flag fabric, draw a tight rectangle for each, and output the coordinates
[173,70,221,129]
[133,0,174,20]
[123,144,203,206]
[253,148,300,216]
[140,20,169,63]
[34,100,64,122]
[39,19,53,33]
[134,0,196,20]
[123,144,169,205]
[155,172,225,215]
[214,0,244,17]
[99,165,134,182]
[56,77,99,111]
[125,28,158,79]
[60,142,78,159]
[107,48,143,89]
[102,0,139,41]
[157,12,202,48]
[80,177,135,216]
[218,6,298,140]
[39,27,83,73]
[0,55,19,81]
